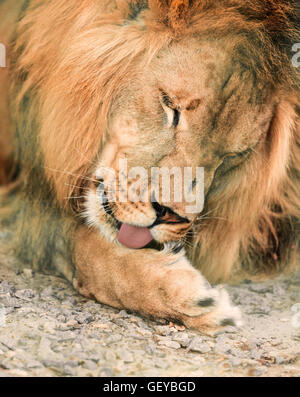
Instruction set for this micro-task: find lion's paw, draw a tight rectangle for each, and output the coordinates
[182,286,243,330]
[153,258,242,331]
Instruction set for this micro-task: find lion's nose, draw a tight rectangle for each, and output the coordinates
[152,200,168,219]
[151,199,190,226]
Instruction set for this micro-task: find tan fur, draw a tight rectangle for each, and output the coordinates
[0,0,299,330]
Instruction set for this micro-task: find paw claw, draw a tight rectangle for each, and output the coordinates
[219,318,236,326]
[197,297,215,307]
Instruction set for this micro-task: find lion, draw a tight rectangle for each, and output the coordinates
[0,0,299,331]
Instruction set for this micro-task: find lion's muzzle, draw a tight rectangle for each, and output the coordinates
[116,199,191,249]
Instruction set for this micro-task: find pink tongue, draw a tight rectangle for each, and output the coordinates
[117,223,153,249]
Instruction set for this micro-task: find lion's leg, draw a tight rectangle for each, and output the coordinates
[73,227,242,331]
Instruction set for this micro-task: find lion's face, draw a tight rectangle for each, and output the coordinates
[84,36,277,248]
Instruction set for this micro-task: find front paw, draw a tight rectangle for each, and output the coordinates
[181,285,243,331]
[73,228,242,332]
[147,255,242,331]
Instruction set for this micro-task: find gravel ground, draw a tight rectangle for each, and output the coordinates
[0,235,299,377]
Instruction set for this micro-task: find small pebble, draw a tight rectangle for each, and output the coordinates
[154,325,172,336]
[14,289,36,300]
[249,284,273,294]
[117,349,134,363]
[83,360,98,370]
[188,337,211,354]
[99,368,114,377]
[229,357,242,367]
[75,313,94,324]
[172,332,191,348]
[158,339,181,350]
[63,365,77,376]
[214,342,231,354]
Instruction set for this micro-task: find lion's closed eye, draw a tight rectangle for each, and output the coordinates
[216,149,252,177]
[159,89,181,128]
